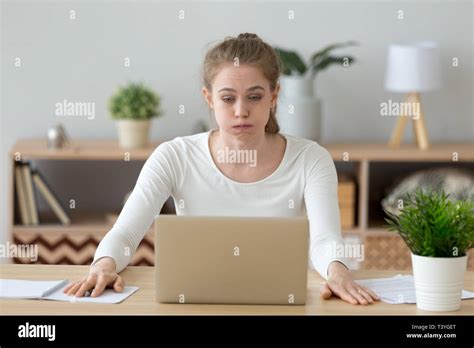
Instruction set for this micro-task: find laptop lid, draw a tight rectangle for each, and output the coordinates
[155,215,309,305]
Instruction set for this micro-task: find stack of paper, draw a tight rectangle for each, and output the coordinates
[355,274,474,304]
[0,279,139,304]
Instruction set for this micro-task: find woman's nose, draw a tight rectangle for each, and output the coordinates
[234,101,249,118]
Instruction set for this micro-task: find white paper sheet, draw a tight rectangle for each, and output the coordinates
[355,274,474,304]
[45,283,139,304]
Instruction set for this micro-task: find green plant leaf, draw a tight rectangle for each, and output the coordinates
[313,56,355,72]
[108,82,162,120]
[275,47,307,76]
[309,41,358,75]
[310,41,358,63]
[383,189,474,257]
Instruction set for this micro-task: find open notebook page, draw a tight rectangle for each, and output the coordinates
[0,279,138,304]
[0,279,68,299]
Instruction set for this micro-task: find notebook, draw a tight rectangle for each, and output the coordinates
[0,279,139,304]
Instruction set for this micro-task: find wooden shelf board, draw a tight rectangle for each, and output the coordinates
[341,227,362,235]
[12,225,110,235]
[10,138,162,161]
[13,211,112,234]
[343,224,396,236]
[11,211,153,236]
[364,227,393,235]
[9,139,473,162]
[324,143,474,161]
[12,225,154,237]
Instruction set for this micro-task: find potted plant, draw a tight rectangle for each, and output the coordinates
[384,189,474,311]
[108,82,162,149]
[274,42,357,141]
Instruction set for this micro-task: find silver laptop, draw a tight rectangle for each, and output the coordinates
[154,215,309,305]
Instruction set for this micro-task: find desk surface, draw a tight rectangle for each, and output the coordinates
[1,265,473,315]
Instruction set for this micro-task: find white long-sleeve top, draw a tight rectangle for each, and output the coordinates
[93,131,349,279]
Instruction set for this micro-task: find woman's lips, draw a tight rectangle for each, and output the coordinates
[233,124,252,129]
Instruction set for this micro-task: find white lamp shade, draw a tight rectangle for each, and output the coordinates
[384,42,441,92]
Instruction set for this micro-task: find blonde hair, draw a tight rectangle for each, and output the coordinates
[202,33,282,134]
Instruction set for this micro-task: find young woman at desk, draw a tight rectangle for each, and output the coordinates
[64,33,380,305]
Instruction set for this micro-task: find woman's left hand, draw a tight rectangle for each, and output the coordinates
[320,262,381,305]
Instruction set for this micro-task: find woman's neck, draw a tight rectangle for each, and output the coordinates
[209,128,286,182]
[212,129,269,153]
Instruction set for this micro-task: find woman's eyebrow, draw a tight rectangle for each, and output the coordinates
[218,86,265,93]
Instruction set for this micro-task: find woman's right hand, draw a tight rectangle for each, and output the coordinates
[63,257,124,297]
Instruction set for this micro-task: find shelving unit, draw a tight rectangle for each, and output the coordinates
[328,143,474,270]
[8,139,474,269]
[9,139,161,265]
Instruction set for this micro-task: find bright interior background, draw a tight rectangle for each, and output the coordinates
[1,0,473,256]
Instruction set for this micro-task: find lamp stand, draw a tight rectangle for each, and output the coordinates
[388,92,430,150]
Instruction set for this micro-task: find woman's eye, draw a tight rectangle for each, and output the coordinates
[222,96,261,103]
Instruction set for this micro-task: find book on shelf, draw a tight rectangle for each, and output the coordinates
[14,163,30,225]
[22,162,39,225]
[14,161,71,226]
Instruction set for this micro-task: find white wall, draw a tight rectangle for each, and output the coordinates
[1,0,473,252]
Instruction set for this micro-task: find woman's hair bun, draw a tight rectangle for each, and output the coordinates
[237,33,260,40]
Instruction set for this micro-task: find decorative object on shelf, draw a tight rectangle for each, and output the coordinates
[275,42,357,141]
[108,82,162,149]
[384,189,474,311]
[381,167,474,216]
[47,123,70,149]
[384,42,441,150]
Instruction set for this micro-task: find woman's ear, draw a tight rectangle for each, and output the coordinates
[271,83,280,108]
[202,87,213,109]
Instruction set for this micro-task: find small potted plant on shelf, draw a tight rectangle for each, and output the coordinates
[384,189,474,311]
[108,82,162,149]
[274,41,357,141]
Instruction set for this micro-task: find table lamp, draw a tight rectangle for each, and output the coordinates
[384,42,441,149]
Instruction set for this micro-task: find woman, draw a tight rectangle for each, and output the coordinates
[64,33,379,305]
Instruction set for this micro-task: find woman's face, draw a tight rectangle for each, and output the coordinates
[203,63,279,139]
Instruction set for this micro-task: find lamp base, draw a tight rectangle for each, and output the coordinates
[388,92,430,150]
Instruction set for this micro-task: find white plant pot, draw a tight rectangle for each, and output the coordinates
[411,253,468,312]
[277,75,321,142]
[116,119,151,149]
